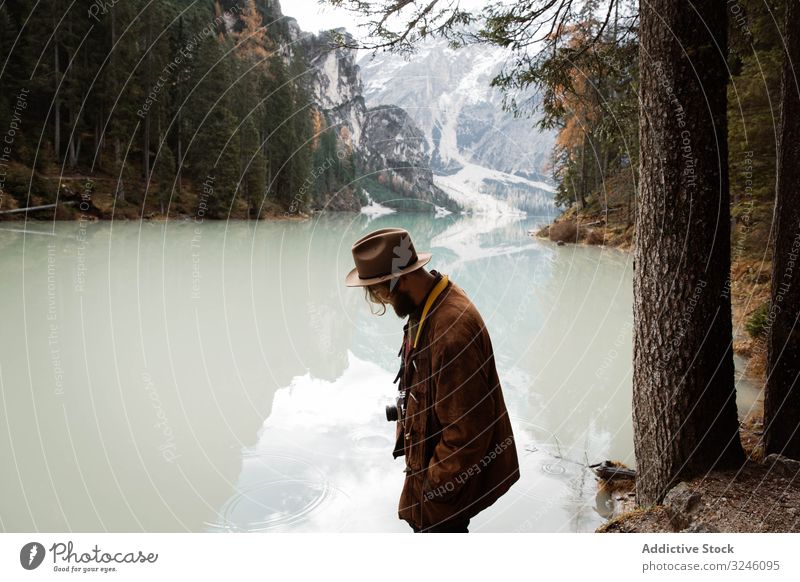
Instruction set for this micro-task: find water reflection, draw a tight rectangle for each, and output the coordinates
[206,212,637,533]
[0,213,635,533]
[206,352,404,532]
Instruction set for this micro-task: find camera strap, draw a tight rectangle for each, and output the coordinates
[412,275,449,350]
[394,274,449,393]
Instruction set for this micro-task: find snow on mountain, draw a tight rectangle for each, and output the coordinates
[360,191,396,218]
[359,37,557,214]
[434,161,555,215]
[298,29,457,212]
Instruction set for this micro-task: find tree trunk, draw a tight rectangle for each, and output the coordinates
[53,27,61,163]
[114,139,124,202]
[68,132,81,168]
[176,108,182,198]
[109,8,124,202]
[765,0,800,460]
[239,123,246,211]
[68,107,81,168]
[158,126,165,215]
[94,119,101,160]
[633,0,745,506]
[579,132,588,209]
[143,10,152,183]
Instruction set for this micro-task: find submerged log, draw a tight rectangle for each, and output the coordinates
[0,201,77,215]
[590,460,636,481]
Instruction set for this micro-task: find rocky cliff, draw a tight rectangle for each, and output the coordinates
[360,105,454,210]
[300,28,457,212]
[359,36,555,181]
[359,36,557,214]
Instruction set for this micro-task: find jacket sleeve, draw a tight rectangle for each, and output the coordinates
[424,321,497,500]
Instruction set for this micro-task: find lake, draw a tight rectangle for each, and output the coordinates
[0,213,758,532]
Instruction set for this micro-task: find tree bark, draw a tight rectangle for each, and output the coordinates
[176,16,183,200]
[143,9,152,183]
[633,0,745,506]
[68,107,81,168]
[53,18,61,163]
[765,0,800,460]
[579,132,588,209]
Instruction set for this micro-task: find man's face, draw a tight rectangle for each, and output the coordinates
[388,279,417,318]
[367,277,417,318]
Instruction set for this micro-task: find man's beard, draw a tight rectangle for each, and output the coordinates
[390,289,417,318]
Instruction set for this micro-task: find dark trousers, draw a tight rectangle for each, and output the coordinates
[412,519,470,533]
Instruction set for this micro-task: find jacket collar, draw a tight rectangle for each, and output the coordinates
[408,270,444,324]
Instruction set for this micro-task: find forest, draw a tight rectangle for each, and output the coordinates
[0,0,362,219]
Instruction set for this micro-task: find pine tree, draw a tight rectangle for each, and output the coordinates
[633,0,745,505]
[288,51,313,211]
[765,0,800,460]
[263,55,296,207]
[185,29,239,217]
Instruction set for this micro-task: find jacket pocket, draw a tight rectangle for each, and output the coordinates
[420,470,464,529]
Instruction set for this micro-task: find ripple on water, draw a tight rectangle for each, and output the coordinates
[206,454,333,532]
[351,429,394,453]
[540,461,567,475]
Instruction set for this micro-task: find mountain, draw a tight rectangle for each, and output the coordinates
[359,37,557,214]
[218,0,456,213]
[297,27,458,212]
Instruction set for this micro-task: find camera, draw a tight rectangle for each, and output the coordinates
[386,390,407,422]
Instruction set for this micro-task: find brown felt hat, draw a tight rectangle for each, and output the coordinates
[345,228,432,287]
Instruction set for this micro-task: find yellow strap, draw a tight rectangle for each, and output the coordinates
[413,275,449,349]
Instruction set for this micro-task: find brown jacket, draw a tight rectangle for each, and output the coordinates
[393,272,520,530]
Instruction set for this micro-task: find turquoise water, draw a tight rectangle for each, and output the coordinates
[0,212,639,532]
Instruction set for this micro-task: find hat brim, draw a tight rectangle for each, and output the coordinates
[344,252,432,287]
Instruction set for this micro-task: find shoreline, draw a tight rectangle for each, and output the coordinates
[0,202,317,223]
[534,210,783,533]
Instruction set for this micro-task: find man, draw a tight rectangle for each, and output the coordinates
[345,227,520,532]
